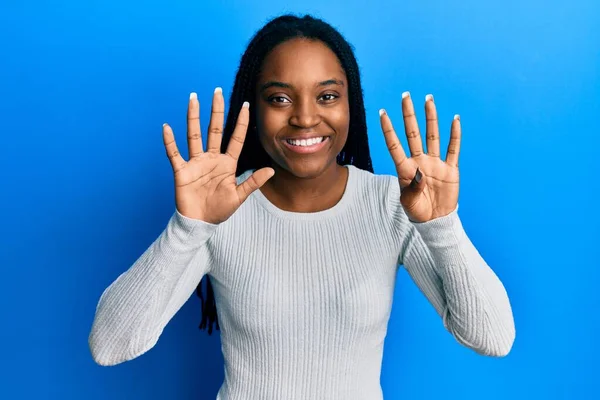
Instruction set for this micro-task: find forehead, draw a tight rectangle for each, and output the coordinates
[259,38,346,82]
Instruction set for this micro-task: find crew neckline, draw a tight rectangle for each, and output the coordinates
[247,164,356,221]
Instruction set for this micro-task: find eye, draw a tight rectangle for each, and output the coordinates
[268,96,291,104]
[319,93,339,102]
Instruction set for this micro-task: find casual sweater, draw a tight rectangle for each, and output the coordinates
[88,164,515,400]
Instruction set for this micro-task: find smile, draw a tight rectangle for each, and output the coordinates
[282,136,330,154]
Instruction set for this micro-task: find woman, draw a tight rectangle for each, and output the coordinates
[89,14,515,399]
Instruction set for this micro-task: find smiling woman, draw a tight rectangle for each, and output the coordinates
[255,39,349,179]
[255,38,352,211]
[88,13,515,400]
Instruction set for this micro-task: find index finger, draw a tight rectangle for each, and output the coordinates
[445,115,462,167]
[225,101,250,160]
[163,123,186,173]
[379,109,408,168]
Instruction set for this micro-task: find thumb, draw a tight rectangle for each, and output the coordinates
[236,167,275,203]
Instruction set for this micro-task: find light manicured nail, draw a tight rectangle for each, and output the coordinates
[402,91,410,99]
[454,114,460,120]
[379,109,386,116]
[163,123,167,127]
[215,87,222,94]
[425,94,433,102]
[242,101,250,108]
[190,92,197,100]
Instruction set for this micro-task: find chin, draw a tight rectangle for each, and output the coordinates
[277,158,338,179]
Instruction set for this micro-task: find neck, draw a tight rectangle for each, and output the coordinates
[260,161,348,213]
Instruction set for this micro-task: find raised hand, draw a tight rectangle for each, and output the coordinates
[162,89,274,224]
[379,92,461,223]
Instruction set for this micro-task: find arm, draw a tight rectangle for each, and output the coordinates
[378,92,515,357]
[89,87,274,366]
[394,200,516,356]
[88,210,218,366]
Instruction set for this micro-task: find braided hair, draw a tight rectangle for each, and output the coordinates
[196,13,374,335]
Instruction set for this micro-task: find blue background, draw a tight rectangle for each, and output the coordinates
[1,0,598,399]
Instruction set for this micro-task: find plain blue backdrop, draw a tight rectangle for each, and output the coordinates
[1,0,598,399]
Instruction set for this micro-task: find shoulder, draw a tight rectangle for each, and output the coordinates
[349,165,408,227]
[349,165,400,208]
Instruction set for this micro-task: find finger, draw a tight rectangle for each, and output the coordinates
[379,109,408,168]
[402,92,424,157]
[225,101,250,160]
[163,123,186,173]
[207,87,225,153]
[425,94,440,158]
[446,115,462,167]
[236,167,275,203]
[187,92,203,158]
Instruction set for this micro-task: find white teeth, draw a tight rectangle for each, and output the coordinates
[286,137,325,146]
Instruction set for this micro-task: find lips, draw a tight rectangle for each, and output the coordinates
[285,136,326,146]
[281,136,331,154]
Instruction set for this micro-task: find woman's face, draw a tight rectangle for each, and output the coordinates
[255,38,350,179]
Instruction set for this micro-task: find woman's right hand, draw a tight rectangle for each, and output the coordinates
[162,88,274,224]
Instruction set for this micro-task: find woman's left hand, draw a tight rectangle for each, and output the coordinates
[379,92,461,223]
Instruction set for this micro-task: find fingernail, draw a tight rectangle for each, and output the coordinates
[242,101,250,109]
[425,94,434,102]
[162,123,167,127]
[215,87,222,94]
[379,109,386,116]
[402,91,410,99]
[410,168,422,188]
[454,114,460,120]
[415,168,422,183]
[190,92,197,100]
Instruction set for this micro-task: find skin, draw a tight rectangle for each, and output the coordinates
[161,39,462,225]
[254,38,351,213]
[379,93,461,222]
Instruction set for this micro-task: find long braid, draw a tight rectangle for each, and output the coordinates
[197,13,373,335]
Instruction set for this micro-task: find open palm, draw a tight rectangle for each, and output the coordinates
[379,93,461,222]
[162,90,274,224]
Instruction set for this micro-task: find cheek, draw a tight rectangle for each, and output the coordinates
[256,103,282,133]
[332,97,350,126]
[256,112,278,145]
[255,110,285,157]
[331,105,350,139]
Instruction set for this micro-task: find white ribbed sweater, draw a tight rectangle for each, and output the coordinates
[89,164,515,400]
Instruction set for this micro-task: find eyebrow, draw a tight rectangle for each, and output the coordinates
[259,79,345,92]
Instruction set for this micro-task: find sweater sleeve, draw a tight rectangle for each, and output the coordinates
[385,177,515,357]
[88,210,218,366]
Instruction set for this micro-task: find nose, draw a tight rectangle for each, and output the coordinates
[289,98,321,129]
